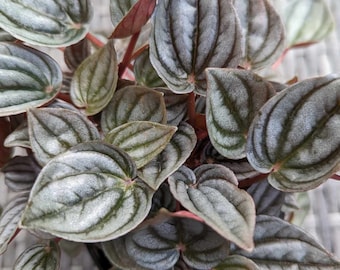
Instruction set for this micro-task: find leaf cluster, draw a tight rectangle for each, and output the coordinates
[0,0,339,269]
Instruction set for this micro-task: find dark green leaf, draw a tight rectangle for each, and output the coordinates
[206,68,275,159]
[27,108,100,165]
[247,75,340,192]
[232,215,340,269]
[138,122,196,190]
[149,0,242,95]
[105,121,177,169]
[70,39,118,115]
[101,86,167,134]
[20,142,154,242]
[168,165,256,251]
[14,241,60,270]
[0,42,62,116]
[0,0,92,47]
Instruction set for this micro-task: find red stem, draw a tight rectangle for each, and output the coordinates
[187,92,196,126]
[86,33,105,48]
[118,32,141,78]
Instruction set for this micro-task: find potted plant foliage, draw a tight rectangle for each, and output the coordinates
[0,0,339,269]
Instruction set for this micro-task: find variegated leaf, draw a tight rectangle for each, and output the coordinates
[206,68,275,159]
[27,108,100,166]
[233,0,285,69]
[0,192,29,254]
[214,255,259,270]
[168,165,256,251]
[149,0,242,95]
[4,121,30,148]
[105,121,177,169]
[110,0,156,38]
[20,142,154,242]
[14,241,60,270]
[0,0,92,47]
[101,86,167,134]
[138,122,196,190]
[232,215,340,269]
[247,74,340,192]
[0,42,62,117]
[2,155,40,192]
[70,39,118,115]
[64,38,91,71]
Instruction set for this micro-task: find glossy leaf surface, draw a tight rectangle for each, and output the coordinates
[14,241,60,270]
[0,0,92,47]
[70,40,118,115]
[214,255,259,270]
[232,215,340,269]
[206,68,275,159]
[2,155,40,192]
[0,43,62,117]
[105,121,177,169]
[20,142,154,242]
[277,0,334,47]
[138,122,197,190]
[28,108,100,165]
[103,216,229,270]
[101,86,167,134]
[168,165,256,251]
[0,192,29,254]
[110,0,156,38]
[233,0,285,69]
[247,75,340,192]
[149,0,242,95]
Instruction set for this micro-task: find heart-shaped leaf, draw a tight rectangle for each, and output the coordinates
[275,0,335,47]
[149,0,242,95]
[0,192,29,254]
[27,108,100,166]
[103,216,229,270]
[0,42,62,117]
[101,86,167,134]
[64,38,91,71]
[232,215,340,269]
[214,255,259,270]
[70,39,118,115]
[20,142,154,242]
[206,68,276,159]
[0,0,92,47]
[134,49,166,88]
[14,241,60,270]
[138,122,197,190]
[233,0,285,69]
[168,165,256,251]
[110,0,156,38]
[4,121,30,148]
[247,74,340,192]
[105,121,177,169]
[2,155,40,192]
[0,117,11,166]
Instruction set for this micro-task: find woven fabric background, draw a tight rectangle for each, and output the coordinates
[1,0,340,268]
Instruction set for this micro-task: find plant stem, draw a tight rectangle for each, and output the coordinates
[86,33,105,48]
[118,32,140,77]
[187,92,196,126]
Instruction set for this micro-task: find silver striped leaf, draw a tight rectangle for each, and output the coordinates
[232,215,340,269]
[20,142,154,242]
[168,165,256,252]
[233,0,285,69]
[149,0,242,95]
[101,86,167,134]
[0,0,92,47]
[27,108,100,166]
[247,74,340,192]
[206,68,276,159]
[4,121,30,148]
[70,39,118,115]
[105,121,177,169]
[0,43,62,117]
[14,241,60,270]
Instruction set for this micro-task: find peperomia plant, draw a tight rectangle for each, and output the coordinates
[0,0,339,269]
